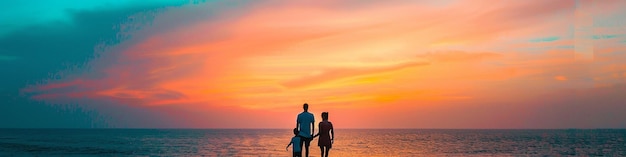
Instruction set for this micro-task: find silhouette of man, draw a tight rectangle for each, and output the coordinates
[296,103,315,157]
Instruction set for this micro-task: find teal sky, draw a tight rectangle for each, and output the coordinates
[0,0,185,35]
[0,0,191,128]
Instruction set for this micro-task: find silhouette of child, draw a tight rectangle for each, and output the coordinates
[286,128,302,157]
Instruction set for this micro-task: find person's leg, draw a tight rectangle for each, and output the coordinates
[299,137,304,157]
[325,146,330,157]
[319,146,324,157]
[304,138,311,157]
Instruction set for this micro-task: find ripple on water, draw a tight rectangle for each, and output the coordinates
[0,129,625,156]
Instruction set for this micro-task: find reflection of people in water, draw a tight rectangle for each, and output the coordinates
[313,112,334,157]
[296,103,315,157]
[286,128,302,157]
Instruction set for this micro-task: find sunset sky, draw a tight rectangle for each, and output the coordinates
[2,0,626,128]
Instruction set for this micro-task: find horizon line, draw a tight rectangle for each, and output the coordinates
[1,127,625,130]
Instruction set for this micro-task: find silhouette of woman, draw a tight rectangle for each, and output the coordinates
[314,112,333,157]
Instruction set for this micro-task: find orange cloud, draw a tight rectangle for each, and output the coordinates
[554,76,568,81]
[21,0,626,128]
[282,61,430,88]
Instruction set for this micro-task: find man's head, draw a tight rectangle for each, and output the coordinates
[293,128,299,135]
[303,103,309,111]
[322,112,329,121]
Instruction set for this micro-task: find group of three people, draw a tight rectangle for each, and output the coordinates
[287,103,334,157]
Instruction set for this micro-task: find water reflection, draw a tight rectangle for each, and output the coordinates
[0,129,625,156]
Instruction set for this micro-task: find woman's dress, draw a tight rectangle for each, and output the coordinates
[317,121,333,148]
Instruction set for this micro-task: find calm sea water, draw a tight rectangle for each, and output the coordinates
[1,129,625,156]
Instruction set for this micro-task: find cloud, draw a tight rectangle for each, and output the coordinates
[0,54,18,61]
[0,3,178,87]
[14,0,626,128]
[1,2,192,128]
[416,51,501,62]
[554,75,568,81]
[0,0,186,36]
[349,83,626,129]
[282,61,430,88]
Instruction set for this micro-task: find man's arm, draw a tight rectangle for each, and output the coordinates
[296,118,299,131]
[313,122,321,138]
[311,119,315,137]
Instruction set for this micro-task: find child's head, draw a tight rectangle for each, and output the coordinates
[322,112,329,121]
[293,128,299,135]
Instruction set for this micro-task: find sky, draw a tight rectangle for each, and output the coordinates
[2,0,626,129]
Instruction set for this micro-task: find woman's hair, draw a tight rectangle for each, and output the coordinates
[321,112,329,120]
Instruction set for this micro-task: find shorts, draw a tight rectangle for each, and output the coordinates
[300,136,312,148]
[293,151,302,157]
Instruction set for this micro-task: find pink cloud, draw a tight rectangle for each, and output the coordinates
[21,0,626,128]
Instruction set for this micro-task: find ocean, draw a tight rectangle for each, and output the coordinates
[1,129,625,156]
